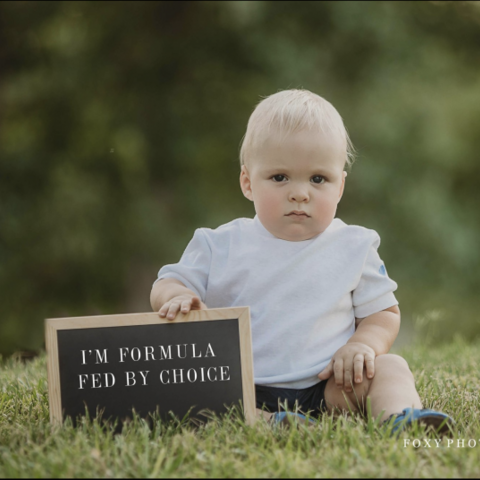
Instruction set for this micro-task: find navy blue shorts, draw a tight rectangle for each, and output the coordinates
[255,380,329,418]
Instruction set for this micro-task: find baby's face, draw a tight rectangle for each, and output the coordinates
[240,128,347,241]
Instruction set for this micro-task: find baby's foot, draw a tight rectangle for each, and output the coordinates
[385,408,455,436]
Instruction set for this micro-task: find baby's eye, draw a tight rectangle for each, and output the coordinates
[272,174,287,182]
[311,175,325,184]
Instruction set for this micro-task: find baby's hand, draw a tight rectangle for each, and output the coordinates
[317,342,376,392]
[158,294,207,320]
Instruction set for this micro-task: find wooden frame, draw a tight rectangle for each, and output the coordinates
[45,307,255,426]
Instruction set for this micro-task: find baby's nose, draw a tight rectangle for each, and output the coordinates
[288,189,309,203]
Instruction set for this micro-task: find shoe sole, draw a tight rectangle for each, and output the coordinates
[416,414,455,435]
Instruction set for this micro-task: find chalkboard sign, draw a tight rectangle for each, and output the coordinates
[45,307,255,426]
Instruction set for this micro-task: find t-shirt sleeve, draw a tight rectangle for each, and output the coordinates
[352,233,398,318]
[154,229,211,301]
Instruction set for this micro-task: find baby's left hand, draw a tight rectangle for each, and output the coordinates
[317,342,376,392]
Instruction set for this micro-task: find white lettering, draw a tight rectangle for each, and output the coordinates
[207,367,217,382]
[125,371,136,386]
[145,346,155,361]
[131,347,141,362]
[205,343,216,358]
[434,439,441,447]
[159,345,172,360]
[176,344,188,359]
[191,344,202,358]
[78,373,115,389]
[91,373,101,388]
[447,439,453,448]
[220,366,230,381]
[187,368,197,383]
[468,439,476,448]
[457,439,465,448]
[95,349,108,364]
[423,439,431,448]
[412,439,421,448]
[81,350,88,365]
[159,370,170,384]
[172,369,185,384]
[119,347,129,363]
[104,373,115,388]
[139,371,149,386]
[78,374,88,389]
[154,366,230,384]
[117,343,219,362]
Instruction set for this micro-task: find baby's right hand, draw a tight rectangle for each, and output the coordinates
[158,294,207,320]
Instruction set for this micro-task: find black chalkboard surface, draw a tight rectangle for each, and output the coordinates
[45,308,254,426]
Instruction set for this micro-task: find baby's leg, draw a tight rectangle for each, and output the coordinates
[324,354,422,422]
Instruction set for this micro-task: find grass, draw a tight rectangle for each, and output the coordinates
[1,336,480,478]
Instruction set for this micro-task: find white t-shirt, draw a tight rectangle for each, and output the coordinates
[156,216,398,389]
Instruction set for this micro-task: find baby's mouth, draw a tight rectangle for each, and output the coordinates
[286,211,310,217]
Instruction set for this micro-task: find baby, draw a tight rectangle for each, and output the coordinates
[150,89,453,433]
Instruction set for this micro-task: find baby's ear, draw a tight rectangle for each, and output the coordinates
[240,165,254,202]
[337,171,347,203]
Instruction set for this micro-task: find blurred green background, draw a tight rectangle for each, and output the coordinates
[1,1,480,356]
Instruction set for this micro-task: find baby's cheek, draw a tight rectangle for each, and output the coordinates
[255,192,282,219]
[315,196,338,225]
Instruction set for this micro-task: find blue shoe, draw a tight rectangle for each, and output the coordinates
[386,408,454,435]
[271,411,315,427]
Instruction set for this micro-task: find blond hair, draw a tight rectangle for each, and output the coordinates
[240,89,355,168]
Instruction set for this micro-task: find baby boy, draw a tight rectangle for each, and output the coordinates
[150,89,453,432]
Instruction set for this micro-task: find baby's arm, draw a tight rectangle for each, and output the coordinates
[351,305,400,355]
[150,278,207,320]
[318,305,400,391]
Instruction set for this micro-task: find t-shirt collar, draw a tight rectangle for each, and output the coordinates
[252,215,324,243]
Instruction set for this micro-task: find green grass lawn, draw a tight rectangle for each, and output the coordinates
[1,337,480,478]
